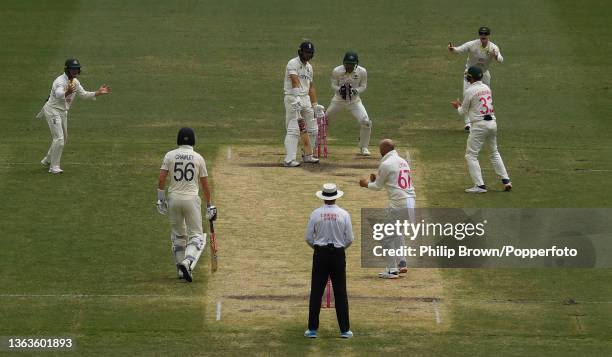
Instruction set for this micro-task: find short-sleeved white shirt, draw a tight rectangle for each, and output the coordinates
[283,56,313,96]
[161,145,208,196]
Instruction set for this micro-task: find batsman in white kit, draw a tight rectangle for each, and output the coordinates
[283,41,325,167]
[359,139,416,278]
[451,66,512,193]
[157,128,218,282]
[38,58,111,174]
[325,52,372,156]
[448,27,503,132]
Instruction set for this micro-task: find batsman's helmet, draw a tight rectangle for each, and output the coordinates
[466,66,483,81]
[343,51,359,65]
[298,41,315,61]
[64,58,81,76]
[177,127,196,146]
[478,26,491,36]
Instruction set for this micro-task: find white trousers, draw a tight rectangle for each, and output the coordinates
[382,197,416,269]
[284,95,317,163]
[462,70,491,125]
[169,193,204,240]
[326,98,371,149]
[168,193,206,265]
[465,120,509,187]
[42,105,68,167]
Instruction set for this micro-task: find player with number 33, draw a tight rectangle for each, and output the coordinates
[451,66,512,194]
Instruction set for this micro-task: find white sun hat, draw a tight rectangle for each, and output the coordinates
[315,183,344,200]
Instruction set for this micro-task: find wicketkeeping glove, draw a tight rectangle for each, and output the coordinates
[339,84,348,100]
[207,204,218,221]
[156,189,168,215]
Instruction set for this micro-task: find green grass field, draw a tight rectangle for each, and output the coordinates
[2,0,612,355]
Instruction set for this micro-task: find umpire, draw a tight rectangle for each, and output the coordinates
[304,183,354,339]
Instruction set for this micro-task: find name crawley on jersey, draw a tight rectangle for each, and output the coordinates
[175,154,194,161]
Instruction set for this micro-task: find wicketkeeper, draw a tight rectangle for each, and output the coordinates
[157,128,218,282]
[325,52,372,156]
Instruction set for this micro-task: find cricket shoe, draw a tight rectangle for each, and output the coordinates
[359,147,371,156]
[378,270,400,279]
[49,166,64,174]
[464,125,471,132]
[178,259,193,282]
[40,158,50,167]
[304,330,318,338]
[340,330,354,339]
[398,260,408,274]
[465,185,487,193]
[283,160,301,167]
[302,155,320,164]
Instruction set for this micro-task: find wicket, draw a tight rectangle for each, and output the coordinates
[316,115,328,158]
[321,276,333,308]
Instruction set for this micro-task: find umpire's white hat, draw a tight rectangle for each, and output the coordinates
[316,183,344,200]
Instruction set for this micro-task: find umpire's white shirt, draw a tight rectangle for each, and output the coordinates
[457,81,496,123]
[454,40,503,72]
[305,204,354,249]
[46,73,96,111]
[161,145,208,196]
[330,65,367,101]
[284,57,313,96]
[368,150,416,208]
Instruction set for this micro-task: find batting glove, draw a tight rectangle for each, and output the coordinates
[351,88,359,96]
[313,103,325,118]
[156,189,168,215]
[207,204,218,221]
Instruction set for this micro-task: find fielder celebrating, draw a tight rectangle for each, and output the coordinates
[283,41,325,167]
[157,128,218,282]
[359,139,415,278]
[325,52,372,155]
[38,59,111,174]
[451,66,512,193]
[448,27,503,132]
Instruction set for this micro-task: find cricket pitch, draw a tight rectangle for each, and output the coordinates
[204,145,448,333]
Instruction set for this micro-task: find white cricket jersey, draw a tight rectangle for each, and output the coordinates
[457,81,496,123]
[454,40,503,72]
[305,204,354,249]
[45,73,96,111]
[283,56,313,96]
[330,65,367,101]
[368,150,416,208]
[161,145,208,196]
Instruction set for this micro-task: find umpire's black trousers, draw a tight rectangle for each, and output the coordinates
[308,244,350,332]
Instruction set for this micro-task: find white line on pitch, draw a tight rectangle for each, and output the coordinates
[433,301,442,324]
[216,300,222,321]
[227,146,232,160]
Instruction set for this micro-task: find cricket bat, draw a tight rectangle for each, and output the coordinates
[209,220,218,272]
